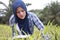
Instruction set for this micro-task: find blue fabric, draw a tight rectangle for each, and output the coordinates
[12,0,27,13]
[12,0,32,35]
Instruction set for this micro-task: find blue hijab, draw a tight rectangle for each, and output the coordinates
[12,0,31,35]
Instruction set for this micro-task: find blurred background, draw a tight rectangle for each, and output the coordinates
[0,0,60,40]
[0,0,60,25]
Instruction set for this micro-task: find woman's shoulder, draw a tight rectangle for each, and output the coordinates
[27,12,36,17]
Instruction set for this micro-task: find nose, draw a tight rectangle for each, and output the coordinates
[20,12,23,14]
[19,12,23,15]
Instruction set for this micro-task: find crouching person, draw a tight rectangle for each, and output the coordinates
[9,0,50,40]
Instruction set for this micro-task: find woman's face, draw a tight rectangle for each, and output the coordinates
[16,7,26,19]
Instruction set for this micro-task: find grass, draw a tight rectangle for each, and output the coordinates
[0,24,12,40]
[0,22,60,40]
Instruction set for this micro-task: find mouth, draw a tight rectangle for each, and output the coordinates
[20,15,24,17]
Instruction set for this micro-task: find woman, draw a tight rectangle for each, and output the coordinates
[9,0,46,39]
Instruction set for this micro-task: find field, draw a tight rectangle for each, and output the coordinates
[0,22,60,40]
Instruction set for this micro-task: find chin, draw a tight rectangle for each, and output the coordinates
[20,17,25,19]
[21,18,24,19]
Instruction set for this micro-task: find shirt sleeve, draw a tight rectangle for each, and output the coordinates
[16,23,22,35]
[32,13,44,31]
[9,14,15,27]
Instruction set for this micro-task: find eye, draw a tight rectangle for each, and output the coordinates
[21,10,25,12]
[16,10,25,14]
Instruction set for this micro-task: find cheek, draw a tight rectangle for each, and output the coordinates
[16,13,20,18]
[23,12,26,15]
[24,13,26,17]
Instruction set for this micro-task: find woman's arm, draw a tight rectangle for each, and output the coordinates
[9,14,15,37]
[9,14,15,27]
[32,13,50,40]
[32,13,44,38]
[32,13,44,32]
[16,23,22,35]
